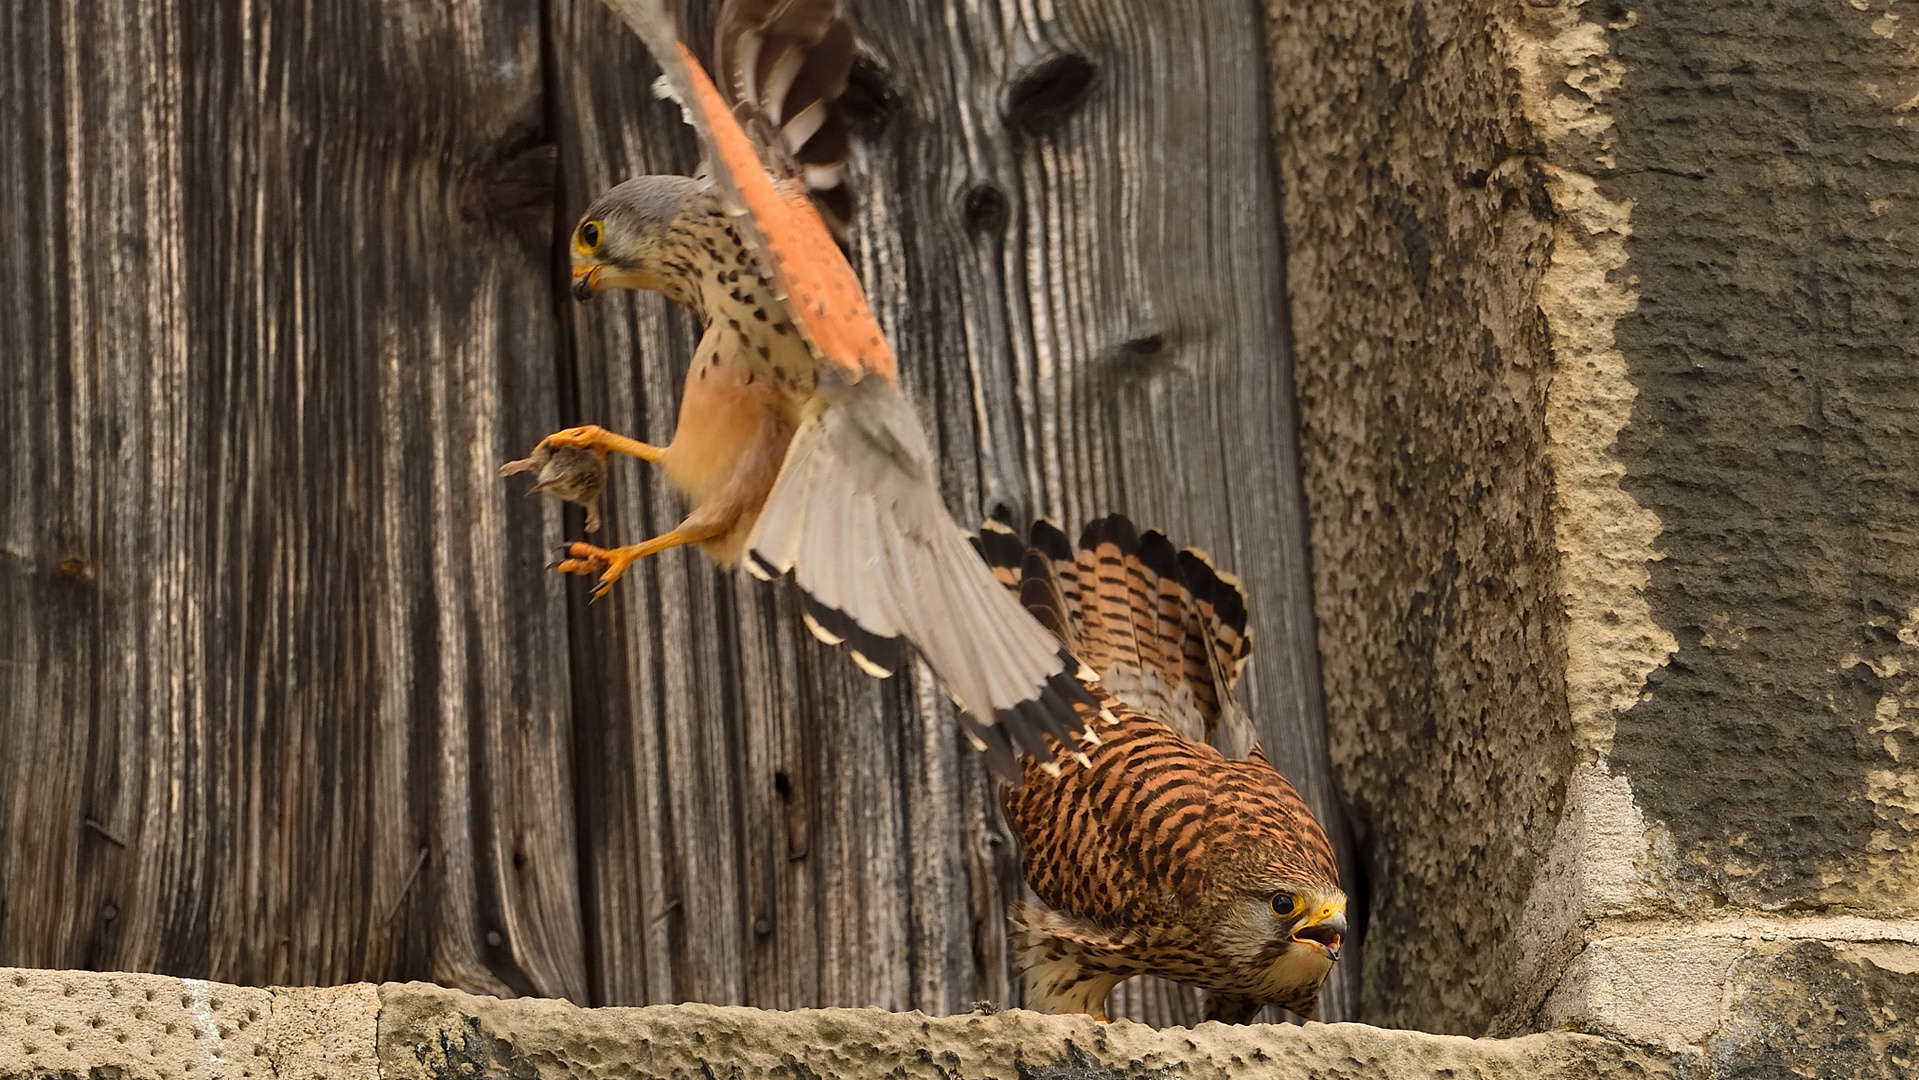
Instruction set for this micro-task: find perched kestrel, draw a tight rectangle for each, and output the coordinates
[979,516,1347,1022]
[504,0,1097,775]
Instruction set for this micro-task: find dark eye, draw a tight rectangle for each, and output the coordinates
[579,220,603,251]
[1270,893,1301,918]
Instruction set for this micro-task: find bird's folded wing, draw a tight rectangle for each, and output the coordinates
[600,0,893,382]
[745,374,1100,779]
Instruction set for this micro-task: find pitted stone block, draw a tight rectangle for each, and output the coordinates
[267,984,380,1080]
[0,968,271,1080]
[376,981,1674,1080]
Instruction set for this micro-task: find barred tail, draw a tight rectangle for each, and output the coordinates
[973,515,1253,745]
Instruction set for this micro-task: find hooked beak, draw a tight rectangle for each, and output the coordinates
[571,264,602,302]
[1291,907,1347,963]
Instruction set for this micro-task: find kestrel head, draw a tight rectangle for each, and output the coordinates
[569,175,702,304]
[1207,860,1348,1000]
[1190,777,1347,1012]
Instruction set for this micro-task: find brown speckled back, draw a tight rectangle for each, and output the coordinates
[981,517,1337,927]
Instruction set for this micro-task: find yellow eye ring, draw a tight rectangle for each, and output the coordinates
[1270,893,1303,919]
[578,219,604,253]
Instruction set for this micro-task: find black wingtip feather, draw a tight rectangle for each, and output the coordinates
[1003,700,1062,764]
[1137,527,1182,580]
[1019,578,1072,641]
[975,521,1028,576]
[999,656,1099,760]
[1050,656,1103,712]
[812,184,855,236]
[1177,547,1249,640]
[1028,519,1074,562]
[801,594,903,678]
[957,712,1023,782]
[1079,513,1141,557]
[1029,683,1083,746]
[777,20,855,127]
[793,115,851,166]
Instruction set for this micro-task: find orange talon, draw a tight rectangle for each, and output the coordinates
[550,524,728,598]
[538,424,665,463]
[550,542,640,599]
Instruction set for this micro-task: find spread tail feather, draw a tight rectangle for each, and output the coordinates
[747,375,1099,780]
[976,515,1255,746]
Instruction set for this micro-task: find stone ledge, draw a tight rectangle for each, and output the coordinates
[1537,934,1919,1072]
[1,969,1672,1080]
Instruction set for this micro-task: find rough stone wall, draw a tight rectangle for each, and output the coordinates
[1270,0,1919,1056]
[1517,0,1919,1056]
[1265,0,1571,1034]
[1537,929,1919,1075]
[1602,0,1919,920]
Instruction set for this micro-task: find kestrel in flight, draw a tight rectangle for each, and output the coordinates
[979,516,1347,1022]
[504,0,1098,774]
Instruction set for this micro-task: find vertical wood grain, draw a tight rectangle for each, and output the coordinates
[0,0,587,1001]
[1,0,1348,1025]
[550,0,1353,1021]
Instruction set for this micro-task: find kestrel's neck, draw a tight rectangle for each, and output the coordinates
[650,189,771,315]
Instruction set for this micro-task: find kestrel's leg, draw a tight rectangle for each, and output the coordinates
[503,425,670,534]
[547,406,785,597]
[535,424,665,463]
[1007,902,1132,1021]
[555,520,729,599]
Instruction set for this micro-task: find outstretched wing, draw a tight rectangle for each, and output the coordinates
[602,0,891,381]
[745,375,1104,779]
[713,0,857,231]
[977,515,1254,747]
[602,0,1100,778]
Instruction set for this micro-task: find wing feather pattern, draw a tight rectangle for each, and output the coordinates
[977,514,1255,747]
[746,376,1101,779]
[712,0,856,231]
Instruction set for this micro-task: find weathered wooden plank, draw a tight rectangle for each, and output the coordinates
[547,0,894,1013]
[2,0,1348,1025]
[844,0,1354,1024]
[0,0,586,1001]
[550,0,1353,1020]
